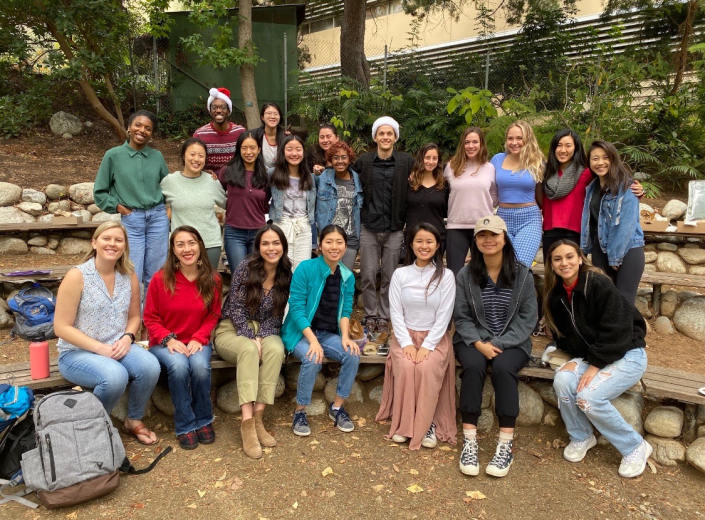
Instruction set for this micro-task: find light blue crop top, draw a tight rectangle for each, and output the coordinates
[491,153,537,204]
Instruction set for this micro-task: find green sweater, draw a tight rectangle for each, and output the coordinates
[161,171,227,249]
[94,141,169,213]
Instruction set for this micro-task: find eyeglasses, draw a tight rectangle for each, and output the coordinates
[332,155,349,162]
[263,111,279,117]
[210,105,229,113]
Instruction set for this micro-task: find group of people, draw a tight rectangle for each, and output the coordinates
[54,86,651,481]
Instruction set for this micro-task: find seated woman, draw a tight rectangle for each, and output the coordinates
[143,226,222,450]
[54,221,161,445]
[454,215,537,478]
[214,225,292,459]
[376,223,456,450]
[281,225,361,436]
[544,240,650,478]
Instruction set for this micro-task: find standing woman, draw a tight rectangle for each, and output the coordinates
[545,240,650,478]
[253,102,286,169]
[315,141,363,271]
[281,225,361,437]
[581,140,645,305]
[143,226,222,450]
[306,123,339,175]
[490,121,544,267]
[268,135,316,270]
[94,109,170,295]
[454,216,537,478]
[219,130,270,271]
[161,137,227,269]
[376,223,457,450]
[214,225,292,459]
[54,221,161,445]
[405,144,449,246]
[444,127,497,275]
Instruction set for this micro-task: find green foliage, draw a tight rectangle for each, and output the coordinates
[0,77,55,138]
[157,103,206,139]
[446,87,496,125]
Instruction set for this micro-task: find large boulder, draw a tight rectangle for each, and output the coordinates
[366,376,385,404]
[652,316,674,335]
[477,408,494,431]
[673,296,705,341]
[151,385,175,416]
[686,437,705,474]
[634,296,652,319]
[0,207,35,224]
[16,202,43,217]
[656,242,678,252]
[515,381,544,426]
[47,200,71,214]
[656,251,687,274]
[21,189,47,205]
[216,380,240,414]
[645,435,686,466]
[356,364,384,382]
[644,251,658,263]
[0,183,22,207]
[289,392,328,416]
[611,391,644,435]
[285,365,325,392]
[274,373,285,398]
[639,203,655,214]
[533,381,558,408]
[27,236,48,247]
[644,406,683,438]
[87,204,102,214]
[68,182,95,205]
[660,290,678,318]
[30,247,56,255]
[91,212,121,222]
[45,184,68,200]
[49,111,82,136]
[662,199,687,221]
[678,248,705,265]
[690,266,705,276]
[324,377,363,404]
[0,238,28,255]
[57,237,92,255]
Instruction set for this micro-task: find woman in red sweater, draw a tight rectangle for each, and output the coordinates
[144,225,222,450]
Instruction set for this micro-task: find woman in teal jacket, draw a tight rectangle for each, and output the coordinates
[281,224,360,437]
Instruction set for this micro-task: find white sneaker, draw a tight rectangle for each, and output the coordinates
[618,440,653,478]
[391,434,408,443]
[563,434,597,462]
[421,422,437,449]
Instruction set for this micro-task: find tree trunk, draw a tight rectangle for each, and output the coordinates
[341,0,370,88]
[238,0,260,128]
[671,0,698,94]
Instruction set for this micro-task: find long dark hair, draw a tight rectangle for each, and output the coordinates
[241,224,292,319]
[260,102,286,145]
[223,130,268,189]
[587,140,632,194]
[468,231,517,289]
[405,223,446,296]
[308,123,338,168]
[319,224,348,245]
[545,129,586,181]
[409,143,446,191]
[271,135,314,191]
[163,226,220,309]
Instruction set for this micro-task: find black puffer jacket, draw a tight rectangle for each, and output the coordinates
[548,270,646,369]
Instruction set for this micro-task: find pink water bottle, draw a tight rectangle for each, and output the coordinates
[29,341,50,379]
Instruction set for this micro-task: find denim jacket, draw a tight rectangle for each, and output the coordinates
[314,167,364,239]
[580,179,644,267]
[266,167,316,223]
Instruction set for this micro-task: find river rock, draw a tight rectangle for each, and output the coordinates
[673,296,705,341]
[644,243,657,252]
[48,200,71,214]
[27,236,48,247]
[285,365,325,392]
[30,247,56,255]
[73,209,92,222]
[16,202,43,217]
[47,238,60,250]
[657,242,678,252]
[0,299,13,329]
[0,183,22,207]
[645,406,684,438]
[111,386,156,422]
[68,182,95,205]
[478,408,494,431]
[698,404,705,423]
[611,391,644,434]
[644,251,658,263]
[0,238,28,255]
[50,111,83,136]
[45,184,68,200]
[274,373,285,398]
[542,406,563,427]
[87,204,101,214]
[652,316,674,335]
[689,266,705,275]
[639,203,655,214]
[482,377,494,409]
[367,377,385,404]
[534,249,543,265]
[534,381,558,408]
[662,199,687,221]
[678,248,705,265]
[660,290,678,318]
[84,121,94,128]
[686,437,705,473]
[634,296,652,318]
[21,189,46,205]
[643,263,657,272]
[216,380,241,414]
[699,425,705,438]
[516,381,544,426]
[356,364,384,382]
[151,385,175,416]
[0,207,35,224]
[324,378,363,404]
[645,435,686,466]
[91,212,121,222]
[290,392,328,416]
[58,237,92,255]
[37,214,53,223]
[656,251,687,274]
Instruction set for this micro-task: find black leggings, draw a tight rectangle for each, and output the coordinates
[590,246,645,305]
[446,228,475,275]
[454,342,529,429]
[542,228,581,260]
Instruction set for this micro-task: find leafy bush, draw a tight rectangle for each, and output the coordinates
[0,77,54,138]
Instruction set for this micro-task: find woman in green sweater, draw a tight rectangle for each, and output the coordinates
[161,137,227,269]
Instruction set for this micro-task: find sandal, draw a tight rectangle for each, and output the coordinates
[122,422,160,446]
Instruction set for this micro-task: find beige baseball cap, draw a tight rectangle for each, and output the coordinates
[474,215,507,235]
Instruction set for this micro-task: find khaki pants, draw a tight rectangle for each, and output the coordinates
[213,320,285,406]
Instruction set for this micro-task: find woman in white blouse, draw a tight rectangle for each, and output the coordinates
[376,223,457,450]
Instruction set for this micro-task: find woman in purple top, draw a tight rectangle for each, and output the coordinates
[219,130,271,271]
[213,225,292,458]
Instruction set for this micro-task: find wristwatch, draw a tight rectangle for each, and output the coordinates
[121,332,136,342]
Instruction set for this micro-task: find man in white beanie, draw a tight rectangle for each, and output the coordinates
[193,87,245,172]
[353,116,415,335]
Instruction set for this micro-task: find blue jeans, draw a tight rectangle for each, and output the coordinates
[224,225,258,272]
[291,330,360,406]
[121,204,169,291]
[58,345,160,418]
[553,348,647,456]
[149,345,214,435]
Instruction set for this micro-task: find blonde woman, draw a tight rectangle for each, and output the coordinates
[490,121,544,266]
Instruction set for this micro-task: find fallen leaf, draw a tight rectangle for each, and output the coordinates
[65,512,78,519]
[214,481,224,489]
[373,484,385,492]
[322,466,334,477]
[393,464,400,473]
[292,501,298,510]
[263,447,272,454]
[187,503,197,509]
[407,484,424,493]
[217,471,227,481]
[465,490,487,500]
[439,446,452,451]
[231,477,243,491]
[357,418,366,427]
[351,452,361,458]
[154,446,163,453]
[301,490,308,497]
[198,490,206,498]
[309,440,319,445]
[409,469,419,475]
[131,503,145,509]
[214,457,222,462]
[327,490,336,497]
[647,460,657,474]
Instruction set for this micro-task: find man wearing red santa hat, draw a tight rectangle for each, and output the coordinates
[193,87,246,172]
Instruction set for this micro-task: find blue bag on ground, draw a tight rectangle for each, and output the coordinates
[7,283,56,341]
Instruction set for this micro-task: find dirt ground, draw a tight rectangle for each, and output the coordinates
[1,131,704,518]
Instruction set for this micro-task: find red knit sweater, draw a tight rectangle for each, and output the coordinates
[143,270,222,347]
[542,167,594,233]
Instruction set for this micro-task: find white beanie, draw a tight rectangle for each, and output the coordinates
[207,87,232,112]
[372,116,400,139]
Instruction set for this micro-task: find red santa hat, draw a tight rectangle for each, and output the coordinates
[207,87,232,112]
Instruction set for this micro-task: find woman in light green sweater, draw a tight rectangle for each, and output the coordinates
[161,138,227,268]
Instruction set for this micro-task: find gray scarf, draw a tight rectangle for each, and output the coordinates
[543,162,583,200]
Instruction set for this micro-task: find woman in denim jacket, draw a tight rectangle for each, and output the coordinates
[580,140,644,304]
[315,141,363,270]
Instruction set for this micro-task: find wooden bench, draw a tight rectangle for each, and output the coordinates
[641,365,705,406]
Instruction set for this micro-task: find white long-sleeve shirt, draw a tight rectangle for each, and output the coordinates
[389,262,456,351]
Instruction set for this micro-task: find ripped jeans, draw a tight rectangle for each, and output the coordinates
[552,348,647,456]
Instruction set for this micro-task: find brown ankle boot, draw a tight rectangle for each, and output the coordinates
[241,418,262,459]
[254,410,277,447]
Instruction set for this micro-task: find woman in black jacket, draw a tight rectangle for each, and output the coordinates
[453,215,537,479]
[544,239,650,479]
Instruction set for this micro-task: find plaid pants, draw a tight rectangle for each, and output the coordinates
[497,205,543,267]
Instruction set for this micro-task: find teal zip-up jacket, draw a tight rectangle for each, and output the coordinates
[280,255,356,353]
